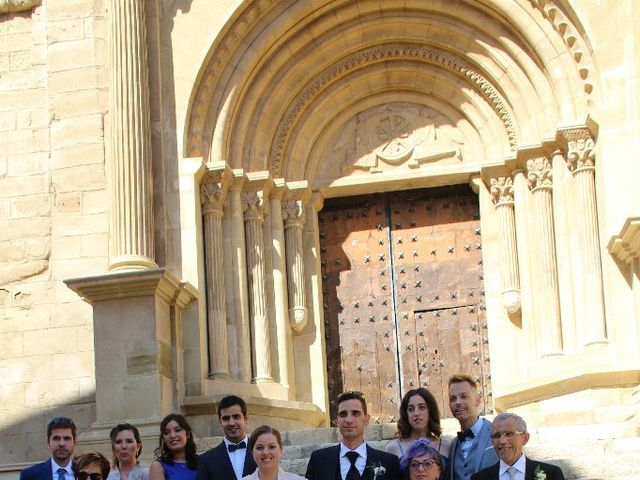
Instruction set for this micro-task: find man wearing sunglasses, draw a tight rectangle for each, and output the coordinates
[305,391,401,480]
[75,452,111,480]
[20,417,79,480]
[471,413,564,480]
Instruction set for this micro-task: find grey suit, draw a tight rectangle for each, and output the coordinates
[445,418,498,480]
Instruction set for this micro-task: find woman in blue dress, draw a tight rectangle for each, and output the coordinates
[149,414,198,480]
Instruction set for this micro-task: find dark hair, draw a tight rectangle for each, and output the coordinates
[75,451,111,479]
[399,438,442,480]
[154,414,198,470]
[396,388,442,439]
[109,423,143,467]
[248,425,283,451]
[217,395,248,417]
[47,417,77,440]
[337,391,367,415]
[448,374,477,390]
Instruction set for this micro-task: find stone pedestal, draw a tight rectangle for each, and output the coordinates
[65,269,197,428]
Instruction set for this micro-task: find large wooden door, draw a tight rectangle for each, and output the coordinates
[320,185,492,423]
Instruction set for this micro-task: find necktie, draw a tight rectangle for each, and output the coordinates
[228,440,246,452]
[57,468,66,480]
[506,466,517,480]
[345,451,360,480]
[457,429,474,441]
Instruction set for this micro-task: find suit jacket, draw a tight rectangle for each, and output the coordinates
[470,458,565,480]
[20,460,53,480]
[445,419,498,480]
[196,440,257,480]
[305,444,401,480]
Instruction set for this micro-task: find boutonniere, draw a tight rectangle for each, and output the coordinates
[533,465,546,480]
[367,462,386,479]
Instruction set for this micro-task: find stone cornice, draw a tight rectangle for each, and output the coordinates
[65,268,198,306]
[607,217,640,264]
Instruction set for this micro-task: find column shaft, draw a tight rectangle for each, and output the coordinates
[284,200,308,331]
[108,0,156,271]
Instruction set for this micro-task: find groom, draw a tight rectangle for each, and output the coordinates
[306,391,400,480]
[471,413,564,480]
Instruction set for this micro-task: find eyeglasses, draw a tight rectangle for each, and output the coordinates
[78,472,103,480]
[337,391,365,401]
[489,431,524,440]
[410,460,437,471]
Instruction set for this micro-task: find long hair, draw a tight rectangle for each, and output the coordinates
[396,388,442,439]
[109,423,143,468]
[154,413,198,470]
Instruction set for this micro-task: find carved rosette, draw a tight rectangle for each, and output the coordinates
[526,156,552,192]
[490,177,514,207]
[283,199,308,332]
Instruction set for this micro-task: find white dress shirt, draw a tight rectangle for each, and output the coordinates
[339,442,368,479]
[460,417,484,460]
[225,436,250,480]
[499,454,526,480]
[50,459,74,480]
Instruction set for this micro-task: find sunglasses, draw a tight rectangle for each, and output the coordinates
[78,472,103,480]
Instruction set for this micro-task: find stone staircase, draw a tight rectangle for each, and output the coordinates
[197,418,640,480]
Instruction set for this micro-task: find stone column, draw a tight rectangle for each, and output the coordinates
[560,129,607,346]
[283,183,311,332]
[527,155,563,356]
[270,180,293,392]
[243,175,274,383]
[108,0,157,271]
[490,176,521,315]
[228,170,252,382]
[200,162,232,377]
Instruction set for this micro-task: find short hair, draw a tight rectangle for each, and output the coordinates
[47,417,77,440]
[399,438,442,479]
[109,423,143,467]
[337,391,367,415]
[217,395,248,417]
[396,388,442,439]
[493,412,528,433]
[75,451,111,478]
[154,413,198,470]
[448,374,478,391]
[248,424,283,451]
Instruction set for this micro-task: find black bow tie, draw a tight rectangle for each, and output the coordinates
[228,440,246,452]
[457,429,474,441]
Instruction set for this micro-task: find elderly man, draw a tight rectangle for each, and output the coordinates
[471,413,565,480]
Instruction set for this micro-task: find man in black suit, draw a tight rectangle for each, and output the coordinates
[196,395,257,480]
[20,416,78,480]
[471,413,565,480]
[305,391,401,480]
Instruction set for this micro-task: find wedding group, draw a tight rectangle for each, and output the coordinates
[20,374,565,480]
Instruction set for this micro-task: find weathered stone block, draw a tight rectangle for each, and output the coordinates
[50,300,92,328]
[51,143,104,169]
[51,351,93,380]
[50,115,103,150]
[0,355,52,385]
[46,39,98,71]
[16,108,50,129]
[48,66,101,94]
[0,173,49,197]
[0,383,24,410]
[6,151,48,176]
[82,189,108,214]
[79,232,108,257]
[0,127,48,154]
[51,214,108,237]
[46,18,84,43]
[0,111,16,131]
[0,331,23,359]
[24,378,80,407]
[23,327,77,355]
[11,194,51,218]
[53,192,81,214]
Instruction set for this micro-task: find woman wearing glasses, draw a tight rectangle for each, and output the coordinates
[107,423,148,480]
[399,439,443,480]
[149,414,198,480]
[386,388,450,466]
[76,452,111,480]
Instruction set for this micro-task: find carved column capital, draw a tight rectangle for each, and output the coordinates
[561,128,596,173]
[490,176,514,206]
[243,191,265,222]
[283,200,306,228]
[526,156,552,192]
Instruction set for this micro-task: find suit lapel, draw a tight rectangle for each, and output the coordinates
[242,444,257,477]
[524,458,538,480]
[217,440,237,479]
[473,419,491,473]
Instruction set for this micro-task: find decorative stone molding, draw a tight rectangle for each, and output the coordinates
[200,162,232,377]
[526,156,553,192]
[0,0,40,14]
[269,43,517,175]
[490,176,515,206]
[562,128,596,173]
[608,217,640,264]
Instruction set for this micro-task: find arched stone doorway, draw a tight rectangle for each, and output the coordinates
[182,0,607,423]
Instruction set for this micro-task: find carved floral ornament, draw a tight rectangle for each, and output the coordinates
[243,191,265,221]
[200,172,226,214]
[561,128,596,173]
[490,177,515,206]
[526,156,552,191]
[282,200,305,227]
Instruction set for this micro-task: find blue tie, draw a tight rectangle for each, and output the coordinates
[57,468,66,480]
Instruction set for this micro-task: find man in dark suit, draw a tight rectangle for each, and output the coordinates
[196,395,257,480]
[471,413,564,480]
[20,417,78,480]
[445,374,498,480]
[305,391,400,480]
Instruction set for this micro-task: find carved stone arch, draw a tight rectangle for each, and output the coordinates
[184,0,598,182]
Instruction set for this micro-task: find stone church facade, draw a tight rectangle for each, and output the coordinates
[1,0,639,477]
